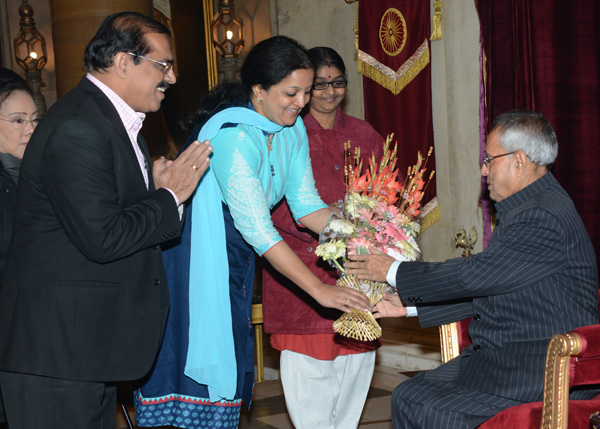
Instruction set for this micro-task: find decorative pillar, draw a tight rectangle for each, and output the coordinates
[49,0,153,98]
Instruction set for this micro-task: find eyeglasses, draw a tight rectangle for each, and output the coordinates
[0,117,40,130]
[126,52,174,74]
[312,80,348,91]
[482,151,516,167]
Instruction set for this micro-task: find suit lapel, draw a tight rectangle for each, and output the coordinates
[137,134,155,191]
[79,78,151,192]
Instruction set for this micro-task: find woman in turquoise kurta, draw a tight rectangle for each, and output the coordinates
[134,36,371,429]
[211,118,325,255]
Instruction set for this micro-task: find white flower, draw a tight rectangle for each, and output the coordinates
[386,248,411,262]
[315,240,347,261]
[390,238,421,261]
[345,193,377,218]
[329,219,356,235]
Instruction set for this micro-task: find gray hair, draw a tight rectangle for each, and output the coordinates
[492,110,558,165]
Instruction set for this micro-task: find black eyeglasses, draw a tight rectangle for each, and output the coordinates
[126,52,174,74]
[482,151,516,167]
[0,116,40,130]
[312,80,348,91]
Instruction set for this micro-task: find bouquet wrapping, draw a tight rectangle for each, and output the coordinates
[316,135,434,341]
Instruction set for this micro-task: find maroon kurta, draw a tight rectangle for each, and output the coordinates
[263,107,384,354]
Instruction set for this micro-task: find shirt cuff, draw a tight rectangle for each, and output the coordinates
[162,187,180,207]
[385,260,415,316]
[162,187,183,220]
[386,260,402,286]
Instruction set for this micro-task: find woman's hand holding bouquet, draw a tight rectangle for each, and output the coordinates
[315,135,434,340]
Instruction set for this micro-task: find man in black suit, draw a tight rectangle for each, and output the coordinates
[0,12,212,428]
[347,111,598,428]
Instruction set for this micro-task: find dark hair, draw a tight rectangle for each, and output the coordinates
[182,36,313,132]
[83,11,171,72]
[0,68,34,108]
[492,110,558,165]
[306,47,346,76]
[241,36,313,91]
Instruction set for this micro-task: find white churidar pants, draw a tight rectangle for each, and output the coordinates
[280,349,376,429]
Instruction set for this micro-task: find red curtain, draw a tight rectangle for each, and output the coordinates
[358,0,436,203]
[476,0,600,265]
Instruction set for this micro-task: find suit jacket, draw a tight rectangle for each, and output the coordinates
[0,77,182,382]
[0,157,17,275]
[396,172,598,402]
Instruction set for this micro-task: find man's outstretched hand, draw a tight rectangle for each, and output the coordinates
[346,247,395,282]
[373,293,407,318]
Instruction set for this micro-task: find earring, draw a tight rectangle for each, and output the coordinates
[256,96,261,103]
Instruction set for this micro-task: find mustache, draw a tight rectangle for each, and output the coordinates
[157,81,170,90]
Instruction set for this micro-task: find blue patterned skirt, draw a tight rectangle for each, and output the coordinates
[134,204,255,428]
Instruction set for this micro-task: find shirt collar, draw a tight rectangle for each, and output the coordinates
[86,73,146,136]
[302,106,348,133]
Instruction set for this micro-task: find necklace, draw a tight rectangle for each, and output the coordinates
[267,134,274,151]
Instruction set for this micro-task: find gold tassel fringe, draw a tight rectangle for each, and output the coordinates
[358,39,430,95]
[419,196,440,233]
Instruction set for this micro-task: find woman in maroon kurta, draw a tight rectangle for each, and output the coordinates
[263,47,385,428]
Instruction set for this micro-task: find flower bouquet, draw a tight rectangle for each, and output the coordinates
[316,135,434,341]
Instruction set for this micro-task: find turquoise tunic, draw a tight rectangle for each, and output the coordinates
[211,118,327,255]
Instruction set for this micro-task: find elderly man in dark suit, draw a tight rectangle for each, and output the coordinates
[0,12,212,428]
[347,110,599,428]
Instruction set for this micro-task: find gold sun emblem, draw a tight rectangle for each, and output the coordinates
[379,8,407,57]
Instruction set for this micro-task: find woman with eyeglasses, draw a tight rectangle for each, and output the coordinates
[262,47,386,429]
[0,67,38,427]
[134,37,372,429]
[0,68,37,274]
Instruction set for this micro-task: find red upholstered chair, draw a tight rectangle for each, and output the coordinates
[439,316,600,428]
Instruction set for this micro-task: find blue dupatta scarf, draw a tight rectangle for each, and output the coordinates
[185,107,282,402]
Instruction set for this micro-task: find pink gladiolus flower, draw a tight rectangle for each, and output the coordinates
[357,229,373,239]
[357,207,373,222]
[386,223,408,241]
[375,231,387,243]
[394,212,409,225]
[373,202,388,217]
[383,204,400,220]
[347,237,371,255]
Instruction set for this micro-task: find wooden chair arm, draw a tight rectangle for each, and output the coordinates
[540,332,583,429]
[439,322,460,363]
